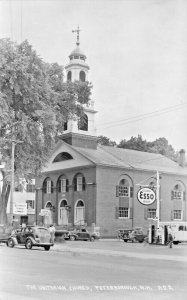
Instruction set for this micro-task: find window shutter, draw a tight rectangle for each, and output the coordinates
[171,190,174,200]
[144,208,148,220]
[116,185,119,197]
[129,207,133,219]
[51,181,54,193]
[58,180,61,193]
[43,181,47,193]
[66,179,69,192]
[171,210,174,220]
[83,177,86,191]
[130,187,133,198]
[73,178,77,191]
[115,206,119,219]
[183,191,186,201]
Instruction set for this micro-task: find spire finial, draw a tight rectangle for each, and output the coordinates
[72,25,80,46]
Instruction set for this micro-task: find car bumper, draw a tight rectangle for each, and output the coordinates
[33,242,54,247]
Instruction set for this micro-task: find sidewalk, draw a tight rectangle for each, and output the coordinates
[52,240,187,263]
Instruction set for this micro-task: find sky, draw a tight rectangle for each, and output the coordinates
[0,0,187,152]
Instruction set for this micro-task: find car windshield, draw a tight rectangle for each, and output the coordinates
[35,228,50,237]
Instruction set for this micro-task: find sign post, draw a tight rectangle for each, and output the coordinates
[156,171,160,229]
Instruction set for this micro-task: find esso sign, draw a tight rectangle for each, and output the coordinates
[137,188,156,205]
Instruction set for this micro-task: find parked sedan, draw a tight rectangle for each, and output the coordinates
[7,226,54,251]
[68,228,100,241]
[122,228,147,243]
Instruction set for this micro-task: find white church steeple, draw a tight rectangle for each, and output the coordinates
[62,27,97,149]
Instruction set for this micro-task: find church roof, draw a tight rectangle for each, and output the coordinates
[73,145,187,175]
[42,141,187,176]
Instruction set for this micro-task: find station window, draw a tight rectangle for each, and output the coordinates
[173,210,182,220]
[147,209,156,219]
[119,207,129,218]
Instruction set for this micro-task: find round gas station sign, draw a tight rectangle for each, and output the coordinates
[137,187,156,205]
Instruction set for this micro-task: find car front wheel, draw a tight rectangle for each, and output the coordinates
[7,238,14,248]
[70,235,75,241]
[25,239,33,250]
[44,246,50,251]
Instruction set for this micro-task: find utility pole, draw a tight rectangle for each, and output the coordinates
[9,139,23,226]
[9,141,15,225]
[156,171,160,229]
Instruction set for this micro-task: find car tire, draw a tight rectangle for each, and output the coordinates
[90,236,95,242]
[25,239,33,250]
[123,240,128,242]
[7,238,14,248]
[173,241,179,245]
[70,235,75,241]
[44,246,50,251]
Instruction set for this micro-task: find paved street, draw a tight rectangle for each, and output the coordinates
[0,240,187,300]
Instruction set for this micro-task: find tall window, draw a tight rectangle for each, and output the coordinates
[116,177,133,219]
[57,176,69,193]
[67,71,72,81]
[78,113,88,131]
[171,184,184,200]
[79,71,86,82]
[73,174,86,192]
[43,178,53,194]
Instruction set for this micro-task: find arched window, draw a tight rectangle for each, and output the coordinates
[118,179,130,197]
[57,175,69,193]
[46,201,52,209]
[171,182,186,221]
[60,200,67,207]
[116,175,133,219]
[171,183,184,200]
[64,121,68,131]
[78,113,88,131]
[43,178,53,194]
[79,70,86,82]
[53,152,73,163]
[67,71,72,81]
[73,173,86,192]
[74,200,85,225]
[77,200,84,207]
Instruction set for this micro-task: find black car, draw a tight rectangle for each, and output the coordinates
[7,226,54,251]
[68,228,100,241]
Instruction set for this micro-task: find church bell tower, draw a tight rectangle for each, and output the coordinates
[62,27,97,149]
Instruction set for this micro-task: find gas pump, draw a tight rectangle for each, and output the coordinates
[148,224,155,244]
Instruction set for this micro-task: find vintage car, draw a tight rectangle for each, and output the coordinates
[121,228,147,243]
[7,225,54,251]
[68,228,100,241]
[0,225,13,244]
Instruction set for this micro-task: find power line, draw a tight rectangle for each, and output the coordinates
[97,102,187,130]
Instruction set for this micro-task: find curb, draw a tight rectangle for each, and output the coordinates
[52,245,187,263]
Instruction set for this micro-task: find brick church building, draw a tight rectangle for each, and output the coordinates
[35,32,187,237]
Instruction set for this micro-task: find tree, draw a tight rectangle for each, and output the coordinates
[97,135,117,147]
[118,135,149,152]
[103,134,178,161]
[148,137,177,161]
[0,38,92,225]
